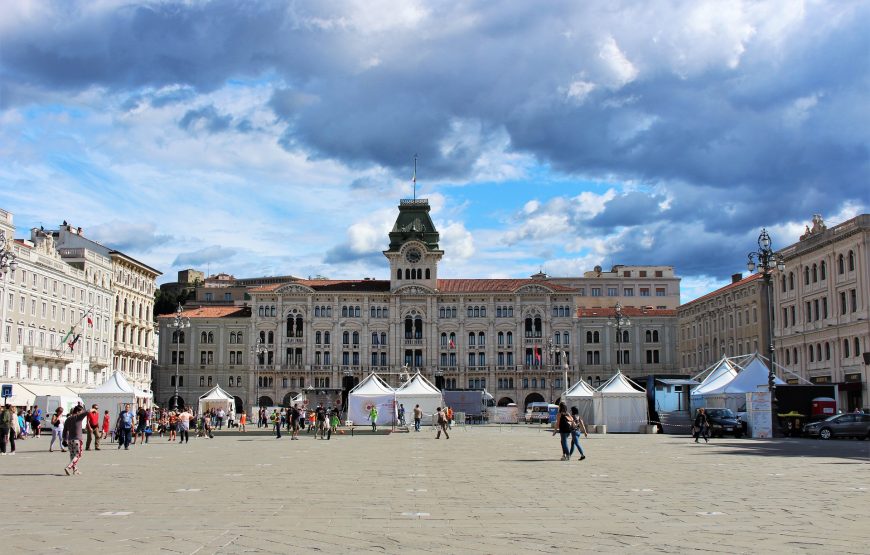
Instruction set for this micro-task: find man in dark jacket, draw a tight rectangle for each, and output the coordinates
[62,406,89,475]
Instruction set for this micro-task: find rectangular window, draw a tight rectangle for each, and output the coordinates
[640,288,650,297]
[805,301,812,322]
[607,288,618,296]
[840,292,847,315]
[822,297,828,319]
[578,288,586,296]
[591,288,601,297]
[851,289,857,312]
[655,288,666,297]
[623,288,634,296]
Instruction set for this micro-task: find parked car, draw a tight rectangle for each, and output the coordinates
[803,413,870,439]
[704,408,743,438]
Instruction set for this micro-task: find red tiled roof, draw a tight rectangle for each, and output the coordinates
[157,306,251,319]
[250,280,391,293]
[679,273,763,308]
[577,307,677,318]
[436,279,576,293]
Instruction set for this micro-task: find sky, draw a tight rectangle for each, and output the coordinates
[1,1,867,302]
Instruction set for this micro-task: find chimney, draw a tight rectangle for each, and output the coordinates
[77,227,83,235]
[731,273,743,284]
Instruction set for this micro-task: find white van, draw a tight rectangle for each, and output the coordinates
[525,402,558,424]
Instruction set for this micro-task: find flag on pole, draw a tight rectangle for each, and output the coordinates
[448,338,455,349]
[68,333,81,352]
[61,328,74,345]
[87,315,93,327]
[534,345,541,364]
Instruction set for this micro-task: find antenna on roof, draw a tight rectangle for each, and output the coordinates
[412,154,418,200]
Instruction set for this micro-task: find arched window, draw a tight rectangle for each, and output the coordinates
[295,316,303,337]
[848,250,855,271]
[781,275,786,292]
[593,331,600,343]
[201,331,207,343]
[323,331,330,345]
[586,331,592,343]
[236,332,242,343]
[855,337,860,358]
[645,330,652,342]
[820,261,826,280]
[468,332,475,346]
[804,267,809,285]
[425,268,430,279]
[789,272,795,289]
[554,332,561,344]
[372,332,379,345]
[380,332,387,345]
[371,306,377,318]
[497,331,504,345]
[229,376,235,387]
[405,269,411,280]
[354,306,360,317]
[565,332,571,345]
[816,344,821,361]
[506,331,513,346]
[229,332,236,344]
[838,254,845,274]
[843,338,850,358]
[207,332,214,344]
[397,268,402,280]
[653,330,659,342]
[341,306,348,317]
[478,332,485,346]
[267,331,274,344]
[809,345,814,363]
[621,330,628,343]
[812,264,818,283]
[441,332,447,346]
[342,331,349,345]
[481,307,486,317]
[825,342,831,360]
[315,331,322,344]
[352,331,359,345]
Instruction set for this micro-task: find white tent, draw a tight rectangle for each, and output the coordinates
[691,356,739,397]
[701,354,785,412]
[80,371,148,427]
[347,373,396,426]
[198,386,235,419]
[395,372,443,426]
[563,380,596,426]
[593,371,647,432]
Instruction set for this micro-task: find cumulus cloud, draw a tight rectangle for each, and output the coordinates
[87,220,172,254]
[0,1,867,298]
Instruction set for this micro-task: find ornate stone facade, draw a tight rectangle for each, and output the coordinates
[154,199,680,413]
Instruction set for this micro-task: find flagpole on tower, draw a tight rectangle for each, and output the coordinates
[412,154,418,200]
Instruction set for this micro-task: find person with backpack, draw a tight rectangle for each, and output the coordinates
[693,408,710,444]
[62,405,89,475]
[569,406,588,461]
[49,407,66,453]
[435,407,449,439]
[116,404,134,450]
[552,402,574,460]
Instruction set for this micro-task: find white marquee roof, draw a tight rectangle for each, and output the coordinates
[564,380,596,398]
[691,356,739,396]
[199,385,234,402]
[396,372,441,396]
[705,353,785,395]
[349,372,395,395]
[597,371,646,395]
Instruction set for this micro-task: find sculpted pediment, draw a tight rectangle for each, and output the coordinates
[515,284,554,295]
[274,283,316,294]
[394,284,435,296]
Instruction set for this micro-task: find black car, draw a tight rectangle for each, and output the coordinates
[704,408,743,438]
[803,413,870,439]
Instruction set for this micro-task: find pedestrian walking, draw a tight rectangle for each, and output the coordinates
[116,404,134,449]
[49,407,66,453]
[693,408,710,443]
[271,409,281,439]
[0,404,14,455]
[101,410,110,440]
[569,406,588,461]
[133,406,147,445]
[177,407,192,443]
[413,404,422,432]
[368,405,379,432]
[316,403,327,439]
[398,404,406,427]
[552,402,574,460]
[62,406,89,475]
[238,411,247,433]
[85,404,101,451]
[32,407,43,437]
[435,407,449,439]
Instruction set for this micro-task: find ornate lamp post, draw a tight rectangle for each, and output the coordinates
[250,338,266,409]
[0,230,17,277]
[167,303,190,410]
[747,228,786,432]
[607,302,631,372]
[547,338,570,403]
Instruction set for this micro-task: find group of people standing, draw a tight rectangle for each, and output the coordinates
[268,403,341,440]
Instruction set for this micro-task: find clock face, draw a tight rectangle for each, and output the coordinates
[405,247,422,263]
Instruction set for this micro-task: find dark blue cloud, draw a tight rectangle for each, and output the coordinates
[179,105,233,133]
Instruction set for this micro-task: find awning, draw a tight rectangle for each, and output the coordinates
[19,383,82,398]
[656,379,699,386]
[2,384,36,407]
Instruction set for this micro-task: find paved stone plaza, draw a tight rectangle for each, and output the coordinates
[1,426,868,554]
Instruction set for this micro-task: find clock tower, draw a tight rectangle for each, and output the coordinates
[384,198,443,292]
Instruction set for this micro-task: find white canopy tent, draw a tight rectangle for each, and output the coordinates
[198,386,235,419]
[691,356,739,398]
[563,380,596,426]
[395,372,443,425]
[593,371,647,432]
[347,373,396,426]
[700,354,785,412]
[80,371,149,427]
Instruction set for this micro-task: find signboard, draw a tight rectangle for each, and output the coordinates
[747,392,773,438]
[1,384,11,398]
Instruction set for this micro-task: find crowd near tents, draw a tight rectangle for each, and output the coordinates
[79,370,152,426]
[198,385,236,420]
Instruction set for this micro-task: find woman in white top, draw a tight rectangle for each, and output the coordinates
[49,407,67,452]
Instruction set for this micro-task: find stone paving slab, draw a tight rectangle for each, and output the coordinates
[0,426,868,554]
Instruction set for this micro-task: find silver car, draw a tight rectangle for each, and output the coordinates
[803,413,870,440]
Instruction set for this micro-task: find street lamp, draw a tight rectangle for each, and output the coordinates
[168,303,190,410]
[250,338,266,409]
[546,338,571,403]
[747,228,786,432]
[0,230,17,277]
[606,302,631,371]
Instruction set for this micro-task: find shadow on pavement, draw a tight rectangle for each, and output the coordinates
[682,438,870,462]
